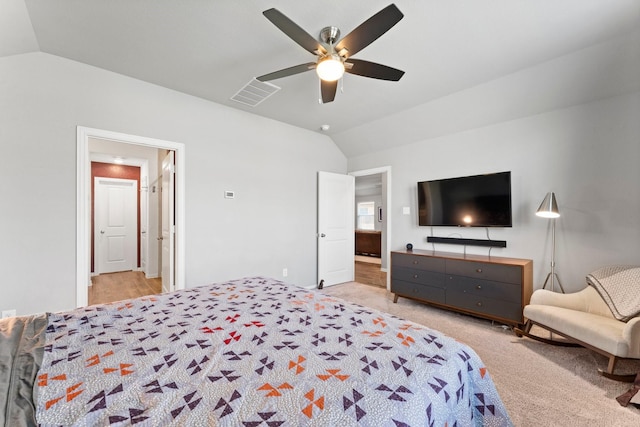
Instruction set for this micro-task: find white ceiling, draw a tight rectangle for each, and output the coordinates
[3,0,639,157]
[355,174,382,198]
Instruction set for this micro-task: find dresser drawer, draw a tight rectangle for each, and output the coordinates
[446,259,521,284]
[392,280,446,304]
[392,253,445,272]
[392,267,446,288]
[446,275,521,303]
[446,291,522,321]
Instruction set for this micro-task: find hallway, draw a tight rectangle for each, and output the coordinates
[354,255,386,288]
[89,271,162,305]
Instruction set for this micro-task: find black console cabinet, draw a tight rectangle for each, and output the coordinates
[391,249,533,326]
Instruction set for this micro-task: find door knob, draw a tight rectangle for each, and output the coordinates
[157,237,163,241]
[320,233,326,237]
[100,230,105,234]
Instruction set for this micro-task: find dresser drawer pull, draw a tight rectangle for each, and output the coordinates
[476,302,483,307]
[476,285,482,290]
[412,260,418,265]
[476,268,483,273]
[413,274,419,279]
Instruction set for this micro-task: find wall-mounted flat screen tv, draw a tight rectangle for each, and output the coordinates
[418,171,512,227]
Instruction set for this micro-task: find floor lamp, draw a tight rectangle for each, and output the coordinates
[536,192,565,293]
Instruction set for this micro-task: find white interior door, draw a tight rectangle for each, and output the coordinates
[161,151,175,293]
[318,171,355,287]
[95,178,137,274]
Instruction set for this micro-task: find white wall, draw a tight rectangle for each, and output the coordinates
[348,90,640,292]
[0,52,346,316]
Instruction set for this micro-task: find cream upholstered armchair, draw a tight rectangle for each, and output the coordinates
[516,267,640,382]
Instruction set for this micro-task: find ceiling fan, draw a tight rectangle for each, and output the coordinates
[256,4,405,103]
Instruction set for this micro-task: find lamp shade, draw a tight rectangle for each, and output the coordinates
[316,54,345,82]
[536,192,560,218]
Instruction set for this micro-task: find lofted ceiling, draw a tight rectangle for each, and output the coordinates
[3,0,639,157]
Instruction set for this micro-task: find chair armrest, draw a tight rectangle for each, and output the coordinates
[623,317,640,357]
[529,288,591,311]
[529,287,613,317]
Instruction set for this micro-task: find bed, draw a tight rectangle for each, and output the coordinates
[1,277,512,426]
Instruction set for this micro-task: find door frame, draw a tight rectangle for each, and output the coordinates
[77,126,186,308]
[350,166,392,289]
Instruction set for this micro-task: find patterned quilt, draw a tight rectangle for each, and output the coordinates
[35,277,512,426]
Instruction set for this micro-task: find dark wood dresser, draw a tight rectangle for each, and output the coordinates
[391,249,532,327]
[355,230,382,257]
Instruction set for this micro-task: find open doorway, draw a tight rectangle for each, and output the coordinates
[351,167,391,290]
[88,143,157,305]
[76,127,185,308]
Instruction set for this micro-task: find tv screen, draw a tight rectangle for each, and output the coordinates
[418,172,512,227]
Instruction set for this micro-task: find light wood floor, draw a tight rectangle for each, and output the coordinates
[355,254,382,265]
[355,256,386,288]
[89,261,383,305]
[89,271,162,305]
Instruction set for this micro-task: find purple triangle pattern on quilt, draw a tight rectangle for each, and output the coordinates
[35,276,512,426]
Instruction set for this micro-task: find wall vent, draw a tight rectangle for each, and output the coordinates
[230,78,280,107]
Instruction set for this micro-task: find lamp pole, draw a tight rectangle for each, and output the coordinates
[536,192,564,293]
[541,217,565,293]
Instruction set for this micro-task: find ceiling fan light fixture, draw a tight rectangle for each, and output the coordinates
[316,54,345,82]
[260,5,404,101]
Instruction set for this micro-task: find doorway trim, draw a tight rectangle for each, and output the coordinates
[349,166,392,289]
[77,126,186,308]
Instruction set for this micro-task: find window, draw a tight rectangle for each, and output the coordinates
[357,201,375,230]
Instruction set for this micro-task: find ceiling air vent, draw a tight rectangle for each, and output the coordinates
[231,78,280,107]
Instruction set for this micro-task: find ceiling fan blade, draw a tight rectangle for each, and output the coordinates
[257,63,316,82]
[321,80,338,103]
[263,8,326,55]
[335,4,403,58]
[345,59,404,81]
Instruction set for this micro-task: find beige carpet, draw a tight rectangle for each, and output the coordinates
[322,282,640,427]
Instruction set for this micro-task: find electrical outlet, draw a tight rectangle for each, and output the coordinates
[1,309,16,319]
[282,268,288,277]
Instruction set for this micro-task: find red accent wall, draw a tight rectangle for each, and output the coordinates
[91,162,141,273]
